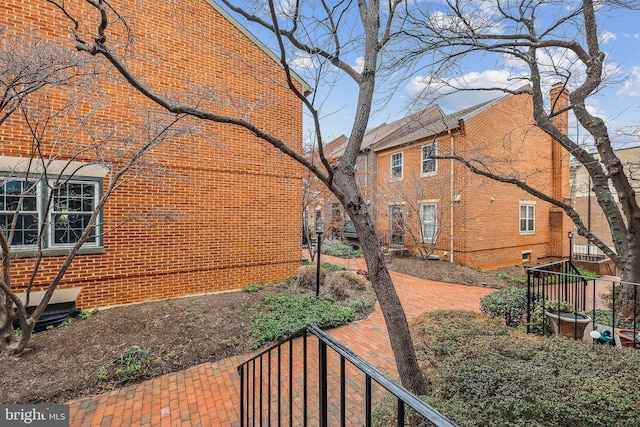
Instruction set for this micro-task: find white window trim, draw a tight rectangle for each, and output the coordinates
[47,179,101,249]
[519,201,536,235]
[390,152,404,181]
[522,250,532,263]
[421,143,437,177]
[1,171,104,256]
[0,179,41,249]
[420,202,438,242]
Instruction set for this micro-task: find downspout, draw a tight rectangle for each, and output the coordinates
[449,129,455,263]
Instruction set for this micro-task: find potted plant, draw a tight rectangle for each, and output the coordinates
[544,301,592,340]
[614,329,640,348]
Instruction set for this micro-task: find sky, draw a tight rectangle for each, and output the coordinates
[223,1,640,149]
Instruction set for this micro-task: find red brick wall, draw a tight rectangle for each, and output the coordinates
[1,0,304,308]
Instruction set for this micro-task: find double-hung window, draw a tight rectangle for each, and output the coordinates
[519,203,535,234]
[391,152,403,180]
[420,203,437,242]
[421,143,437,175]
[51,181,99,246]
[0,176,101,252]
[0,180,39,246]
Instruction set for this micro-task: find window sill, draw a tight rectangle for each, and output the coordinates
[420,171,437,178]
[519,231,535,236]
[11,246,105,258]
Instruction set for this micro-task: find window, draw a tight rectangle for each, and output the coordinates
[420,204,437,241]
[522,251,532,263]
[50,181,99,247]
[391,152,403,180]
[421,143,437,175]
[519,204,535,233]
[0,180,39,246]
[0,177,101,251]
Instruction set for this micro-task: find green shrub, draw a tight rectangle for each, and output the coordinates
[529,300,576,336]
[249,294,356,349]
[243,283,264,292]
[321,239,363,257]
[79,308,99,319]
[480,287,529,327]
[576,266,600,278]
[322,262,346,272]
[100,346,152,384]
[296,265,326,290]
[407,310,640,427]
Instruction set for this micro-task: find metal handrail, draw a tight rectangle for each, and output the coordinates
[526,260,640,345]
[237,325,458,427]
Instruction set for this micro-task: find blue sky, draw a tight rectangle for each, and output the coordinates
[224,1,640,149]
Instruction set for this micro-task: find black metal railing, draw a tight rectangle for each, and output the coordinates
[237,325,457,427]
[526,260,640,346]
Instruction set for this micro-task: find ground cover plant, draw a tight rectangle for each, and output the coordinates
[321,239,363,258]
[402,310,640,427]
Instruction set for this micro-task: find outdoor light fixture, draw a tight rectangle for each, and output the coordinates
[315,218,324,298]
[568,230,575,261]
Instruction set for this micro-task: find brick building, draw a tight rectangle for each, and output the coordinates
[374,87,572,269]
[570,145,640,274]
[1,0,308,309]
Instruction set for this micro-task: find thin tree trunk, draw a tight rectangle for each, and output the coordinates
[336,170,429,395]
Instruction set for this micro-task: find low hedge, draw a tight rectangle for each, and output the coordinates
[401,310,640,427]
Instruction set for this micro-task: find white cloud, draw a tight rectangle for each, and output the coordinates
[353,57,365,73]
[617,66,640,97]
[599,31,617,44]
[406,69,526,111]
[288,53,316,71]
[585,99,614,125]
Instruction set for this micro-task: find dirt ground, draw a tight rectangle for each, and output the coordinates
[388,256,527,289]
[0,256,525,404]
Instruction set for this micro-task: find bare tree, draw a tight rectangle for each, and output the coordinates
[380,166,471,260]
[401,0,640,316]
[0,34,191,354]
[47,0,430,394]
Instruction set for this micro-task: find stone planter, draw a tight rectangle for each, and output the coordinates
[615,329,640,348]
[545,310,592,339]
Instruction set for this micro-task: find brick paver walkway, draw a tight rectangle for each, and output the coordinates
[68,255,493,426]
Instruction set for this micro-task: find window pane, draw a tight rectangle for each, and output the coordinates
[0,180,39,246]
[421,204,436,240]
[1,213,39,246]
[422,144,436,174]
[51,182,97,246]
[520,205,534,232]
[391,153,403,179]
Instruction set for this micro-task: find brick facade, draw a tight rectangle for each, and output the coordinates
[1,0,304,308]
[376,91,571,269]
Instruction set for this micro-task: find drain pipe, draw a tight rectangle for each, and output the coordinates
[449,129,455,263]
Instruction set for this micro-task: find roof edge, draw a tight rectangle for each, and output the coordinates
[204,0,313,96]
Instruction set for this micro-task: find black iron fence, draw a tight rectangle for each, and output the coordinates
[237,325,457,427]
[526,260,640,346]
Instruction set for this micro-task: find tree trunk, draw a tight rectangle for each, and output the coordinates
[335,172,430,396]
[616,249,640,320]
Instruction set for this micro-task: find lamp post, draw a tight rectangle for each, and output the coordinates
[315,218,324,297]
[568,230,575,261]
